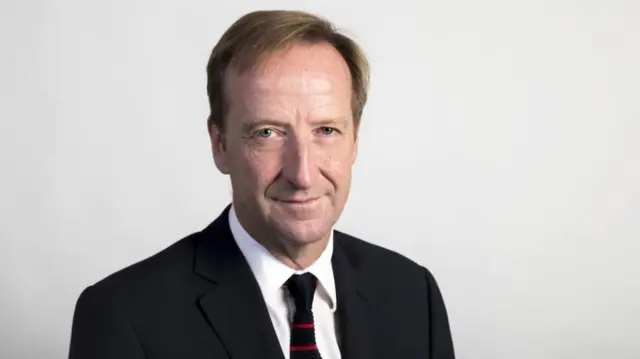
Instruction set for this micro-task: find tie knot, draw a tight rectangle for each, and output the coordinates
[285,273,317,311]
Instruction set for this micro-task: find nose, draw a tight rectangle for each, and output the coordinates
[281,134,317,191]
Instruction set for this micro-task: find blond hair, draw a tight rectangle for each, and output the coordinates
[206,10,370,132]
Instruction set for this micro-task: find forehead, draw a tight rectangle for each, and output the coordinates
[224,42,353,112]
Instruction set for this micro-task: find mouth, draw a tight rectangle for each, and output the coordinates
[271,196,323,218]
[276,197,320,204]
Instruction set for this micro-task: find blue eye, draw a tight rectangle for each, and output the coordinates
[319,127,335,135]
[256,128,274,138]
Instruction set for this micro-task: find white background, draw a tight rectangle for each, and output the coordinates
[1,0,639,358]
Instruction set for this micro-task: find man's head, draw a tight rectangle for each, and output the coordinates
[206,10,370,262]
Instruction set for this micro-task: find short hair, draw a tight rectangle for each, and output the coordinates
[206,10,370,133]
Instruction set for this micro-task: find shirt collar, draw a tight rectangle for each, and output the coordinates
[228,205,337,311]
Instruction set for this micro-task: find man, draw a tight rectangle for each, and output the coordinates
[69,10,455,359]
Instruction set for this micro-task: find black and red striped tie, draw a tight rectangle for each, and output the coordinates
[286,273,322,359]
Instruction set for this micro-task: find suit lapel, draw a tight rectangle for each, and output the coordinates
[194,206,285,359]
[332,232,376,359]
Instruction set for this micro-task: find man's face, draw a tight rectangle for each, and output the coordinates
[211,42,358,247]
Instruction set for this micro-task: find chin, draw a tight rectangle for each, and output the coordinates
[269,216,332,245]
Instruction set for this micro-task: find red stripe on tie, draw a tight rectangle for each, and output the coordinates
[293,323,314,329]
[291,344,318,351]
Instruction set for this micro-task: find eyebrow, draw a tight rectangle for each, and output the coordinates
[311,118,350,128]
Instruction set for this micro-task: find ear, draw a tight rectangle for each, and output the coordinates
[209,124,230,174]
[351,127,359,165]
[351,124,360,165]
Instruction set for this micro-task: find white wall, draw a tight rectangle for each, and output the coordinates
[1,0,638,358]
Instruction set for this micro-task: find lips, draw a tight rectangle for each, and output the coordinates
[277,197,319,204]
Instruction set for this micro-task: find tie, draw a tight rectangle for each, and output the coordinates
[286,273,322,359]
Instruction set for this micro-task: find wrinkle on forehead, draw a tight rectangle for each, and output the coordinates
[251,72,334,95]
[225,43,353,120]
[228,43,350,91]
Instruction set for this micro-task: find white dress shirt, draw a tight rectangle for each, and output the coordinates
[228,206,341,359]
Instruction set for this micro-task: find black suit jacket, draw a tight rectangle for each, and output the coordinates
[69,206,455,358]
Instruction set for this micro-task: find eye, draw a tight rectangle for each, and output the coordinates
[255,128,275,138]
[318,127,337,136]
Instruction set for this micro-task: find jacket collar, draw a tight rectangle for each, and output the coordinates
[193,205,374,359]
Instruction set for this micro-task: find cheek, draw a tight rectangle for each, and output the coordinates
[320,148,354,186]
[235,150,282,187]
